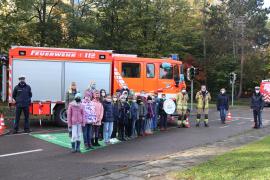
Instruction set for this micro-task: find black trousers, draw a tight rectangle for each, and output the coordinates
[14,106,30,131]
[118,122,125,140]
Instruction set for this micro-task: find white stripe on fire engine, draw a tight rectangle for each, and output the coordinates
[114,68,128,88]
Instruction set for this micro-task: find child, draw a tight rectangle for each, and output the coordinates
[145,96,154,135]
[67,93,85,153]
[130,95,139,138]
[92,91,104,146]
[137,96,147,136]
[82,95,96,150]
[126,95,134,138]
[151,93,159,131]
[103,95,115,144]
[159,94,168,131]
[111,95,119,138]
[118,95,130,141]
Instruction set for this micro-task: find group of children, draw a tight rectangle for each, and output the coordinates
[67,86,169,153]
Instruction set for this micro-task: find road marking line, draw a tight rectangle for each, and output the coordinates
[220,125,229,128]
[0,149,43,158]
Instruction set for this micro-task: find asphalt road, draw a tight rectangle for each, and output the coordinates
[0,107,269,180]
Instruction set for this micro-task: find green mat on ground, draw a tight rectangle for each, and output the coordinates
[31,133,120,153]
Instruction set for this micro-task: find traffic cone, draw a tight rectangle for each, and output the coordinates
[0,114,6,135]
[184,117,191,128]
[226,112,232,122]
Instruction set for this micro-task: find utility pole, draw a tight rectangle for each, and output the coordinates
[187,67,198,111]
[230,72,237,107]
[191,79,194,111]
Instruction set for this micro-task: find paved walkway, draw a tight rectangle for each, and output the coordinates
[85,126,270,180]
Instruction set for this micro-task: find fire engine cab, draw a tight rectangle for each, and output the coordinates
[260,80,270,106]
[7,46,185,125]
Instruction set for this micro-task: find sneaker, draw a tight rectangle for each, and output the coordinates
[24,129,31,133]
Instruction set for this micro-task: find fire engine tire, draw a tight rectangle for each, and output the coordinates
[54,106,67,127]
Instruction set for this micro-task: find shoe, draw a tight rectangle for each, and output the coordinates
[204,123,209,127]
[196,123,200,127]
[76,141,81,153]
[24,129,31,133]
[13,130,18,134]
[95,138,101,146]
[91,139,95,146]
[71,142,76,153]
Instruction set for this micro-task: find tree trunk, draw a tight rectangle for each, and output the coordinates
[237,23,244,98]
[40,0,47,46]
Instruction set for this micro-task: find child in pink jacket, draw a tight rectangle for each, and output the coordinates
[92,91,104,146]
[67,93,86,153]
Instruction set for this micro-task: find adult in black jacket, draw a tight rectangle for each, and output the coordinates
[103,96,115,144]
[118,95,130,141]
[12,75,32,133]
[158,94,168,130]
[251,86,265,129]
[216,88,229,124]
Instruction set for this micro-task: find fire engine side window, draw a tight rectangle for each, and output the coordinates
[122,63,141,78]
[159,63,173,79]
[146,64,155,78]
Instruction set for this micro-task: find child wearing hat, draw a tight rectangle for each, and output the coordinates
[67,93,86,153]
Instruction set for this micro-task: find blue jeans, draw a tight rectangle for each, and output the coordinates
[145,118,152,133]
[219,108,227,122]
[151,115,158,130]
[103,122,114,143]
[131,119,137,137]
[82,124,92,146]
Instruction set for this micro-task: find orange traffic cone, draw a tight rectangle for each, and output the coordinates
[0,114,6,135]
[184,117,191,128]
[226,112,232,122]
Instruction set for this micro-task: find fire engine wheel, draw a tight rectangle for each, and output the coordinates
[54,106,67,126]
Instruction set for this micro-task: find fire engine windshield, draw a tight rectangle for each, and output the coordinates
[160,63,173,79]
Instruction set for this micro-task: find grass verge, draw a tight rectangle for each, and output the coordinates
[172,135,270,180]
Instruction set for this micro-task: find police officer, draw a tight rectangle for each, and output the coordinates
[251,86,264,129]
[12,75,32,134]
